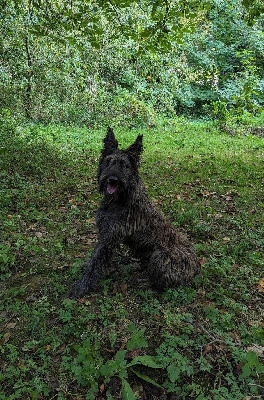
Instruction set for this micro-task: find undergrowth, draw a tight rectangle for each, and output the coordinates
[0,113,263,399]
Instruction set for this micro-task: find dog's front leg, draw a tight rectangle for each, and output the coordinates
[69,239,115,299]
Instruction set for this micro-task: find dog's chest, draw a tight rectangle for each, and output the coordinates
[96,201,128,227]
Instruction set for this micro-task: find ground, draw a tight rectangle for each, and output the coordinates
[0,118,264,399]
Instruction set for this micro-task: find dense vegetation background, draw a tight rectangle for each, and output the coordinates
[1,0,264,125]
[0,1,264,399]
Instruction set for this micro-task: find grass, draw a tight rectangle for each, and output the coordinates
[0,114,264,399]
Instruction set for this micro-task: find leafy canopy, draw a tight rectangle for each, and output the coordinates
[1,0,263,51]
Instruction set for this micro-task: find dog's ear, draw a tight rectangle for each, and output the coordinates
[126,135,143,163]
[101,127,119,157]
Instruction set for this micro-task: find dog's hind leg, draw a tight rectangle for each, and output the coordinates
[148,248,200,290]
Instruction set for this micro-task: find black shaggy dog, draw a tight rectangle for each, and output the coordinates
[69,128,200,299]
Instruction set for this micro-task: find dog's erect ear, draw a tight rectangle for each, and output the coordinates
[126,135,143,163]
[101,127,119,157]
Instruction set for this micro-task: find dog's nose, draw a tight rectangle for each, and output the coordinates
[107,176,119,184]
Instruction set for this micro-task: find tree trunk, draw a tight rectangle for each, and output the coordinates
[25,35,32,119]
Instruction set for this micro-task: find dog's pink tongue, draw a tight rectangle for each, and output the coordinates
[107,183,118,194]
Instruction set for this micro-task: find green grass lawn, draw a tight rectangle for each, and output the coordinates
[0,117,264,399]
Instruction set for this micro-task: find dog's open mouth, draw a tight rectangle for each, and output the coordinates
[107,182,118,194]
[106,176,119,195]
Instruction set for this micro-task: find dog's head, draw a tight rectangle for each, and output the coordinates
[97,127,143,199]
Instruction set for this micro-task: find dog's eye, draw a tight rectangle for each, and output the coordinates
[121,161,130,169]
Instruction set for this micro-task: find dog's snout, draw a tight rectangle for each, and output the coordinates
[107,176,119,184]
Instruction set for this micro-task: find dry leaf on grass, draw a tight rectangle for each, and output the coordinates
[0,332,11,344]
[257,278,264,293]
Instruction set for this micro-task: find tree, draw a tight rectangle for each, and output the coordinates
[0,0,263,122]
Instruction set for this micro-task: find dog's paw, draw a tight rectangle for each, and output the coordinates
[69,280,90,299]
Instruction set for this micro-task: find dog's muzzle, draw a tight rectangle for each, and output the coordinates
[106,176,119,195]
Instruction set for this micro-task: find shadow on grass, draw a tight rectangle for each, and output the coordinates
[1,123,72,182]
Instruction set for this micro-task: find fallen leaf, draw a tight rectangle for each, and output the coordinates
[199,190,210,197]
[236,361,244,370]
[0,332,11,344]
[6,322,17,329]
[203,344,213,355]
[26,296,37,303]
[199,257,208,266]
[218,342,229,351]
[119,337,128,351]
[229,332,241,342]
[86,217,95,224]
[99,383,107,393]
[18,363,27,368]
[56,344,66,354]
[199,191,217,198]
[258,278,264,293]
[68,198,76,204]
[215,213,223,219]
[126,348,141,359]
[120,282,128,294]
[220,193,234,202]
[102,347,115,353]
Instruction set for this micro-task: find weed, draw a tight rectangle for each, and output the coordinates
[61,324,162,399]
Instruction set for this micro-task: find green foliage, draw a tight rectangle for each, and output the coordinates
[62,330,162,399]
[126,323,148,350]
[212,100,230,122]
[0,1,264,122]
[232,50,262,115]
[241,351,264,378]
[0,244,15,280]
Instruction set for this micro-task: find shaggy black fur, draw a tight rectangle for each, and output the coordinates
[69,128,200,299]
